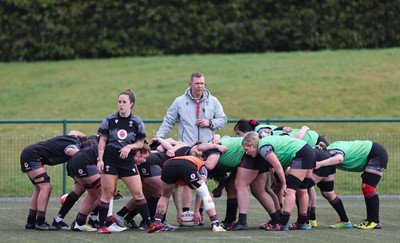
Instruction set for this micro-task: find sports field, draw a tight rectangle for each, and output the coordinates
[1,197,399,243]
[1,48,399,242]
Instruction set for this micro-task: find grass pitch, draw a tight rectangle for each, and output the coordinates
[1,197,399,243]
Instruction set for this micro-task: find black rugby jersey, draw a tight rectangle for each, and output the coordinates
[31,135,80,165]
[97,112,146,150]
[79,145,98,164]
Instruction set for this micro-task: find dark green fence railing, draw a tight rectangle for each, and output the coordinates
[1,118,399,198]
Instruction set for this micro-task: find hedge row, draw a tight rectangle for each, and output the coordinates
[1,0,399,61]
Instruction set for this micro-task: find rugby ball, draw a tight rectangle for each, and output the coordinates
[180,211,200,227]
[60,193,68,205]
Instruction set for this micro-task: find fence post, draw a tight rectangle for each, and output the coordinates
[62,120,67,195]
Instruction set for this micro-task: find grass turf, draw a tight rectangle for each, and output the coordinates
[1,197,399,243]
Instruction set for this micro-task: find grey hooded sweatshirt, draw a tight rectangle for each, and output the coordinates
[156,87,227,146]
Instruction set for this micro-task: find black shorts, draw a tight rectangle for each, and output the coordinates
[102,149,139,177]
[366,142,388,171]
[138,163,162,178]
[138,152,167,178]
[313,166,336,177]
[291,144,316,170]
[239,154,269,173]
[313,147,335,176]
[20,145,44,172]
[161,159,201,185]
[21,161,44,173]
[67,152,98,178]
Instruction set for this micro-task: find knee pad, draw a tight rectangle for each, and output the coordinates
[298,178,311,189]
[307,179,316,189]
[362,169,381,198]
[317,181,334,192]
[286,174,302,190]
[195,183,215,211]
[30,173,50,185]
[361,172,381,188]
[83,177,101,189]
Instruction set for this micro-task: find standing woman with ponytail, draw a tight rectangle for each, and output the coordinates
[96,89,157,234]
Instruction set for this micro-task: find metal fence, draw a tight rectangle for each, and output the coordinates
[1,119,399,198]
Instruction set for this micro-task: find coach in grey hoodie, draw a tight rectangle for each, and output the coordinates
[156,72,227,146]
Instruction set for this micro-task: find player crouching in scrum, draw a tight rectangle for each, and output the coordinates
[147,153,226,233]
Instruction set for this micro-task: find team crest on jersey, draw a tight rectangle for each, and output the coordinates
[24,162,29,168]
[142,168,147,174]
[190,173,196,180]
[78,169,83,175]
[117,129,128,140]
